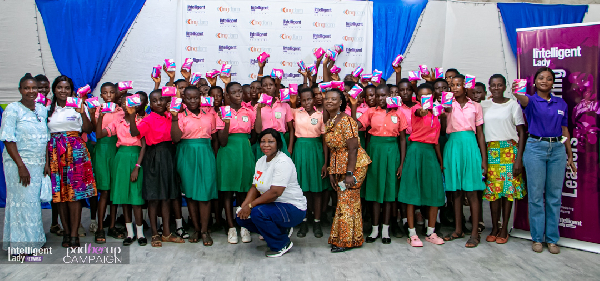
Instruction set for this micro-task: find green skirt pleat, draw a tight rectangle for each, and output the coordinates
[443,131,486,192]
[93,136,117,191]
[398,142,445,206]
[110,146,145,205]
[255,131,290,161]
[358,131,366,150]
[217,134,255,192]
[292,137,328,193]
[364,136,400,203]
[176,138,218,201]
[283,132,290,147]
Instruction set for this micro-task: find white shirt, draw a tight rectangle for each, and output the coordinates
[253,151,307,211]
[47,105,89,133]
[481,99,525,142]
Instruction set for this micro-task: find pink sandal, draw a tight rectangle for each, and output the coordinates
[425,233,445,245]
[407,235,423,247]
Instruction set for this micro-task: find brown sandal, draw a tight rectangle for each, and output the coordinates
[465,236,480,248]
[201,232,213,246]
[188,231,199,243]
[443,231,465,241]
[162,233,185,243]
[151,235,162,247]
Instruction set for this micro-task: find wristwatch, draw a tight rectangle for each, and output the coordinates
[346,171,354,176]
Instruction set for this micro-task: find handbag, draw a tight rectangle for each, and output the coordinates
[40,175,52,202]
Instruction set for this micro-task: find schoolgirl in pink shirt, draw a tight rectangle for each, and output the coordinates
[255,76,294,158]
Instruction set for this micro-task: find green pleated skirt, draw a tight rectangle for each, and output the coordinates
[292,137,328,193]
[255,131,290,161]
[358,131,366,149]
[443,131,485,192]
[176,138,218,201]
[398,142,445,206]
[93,136,117,191]
[217,133,254,192]
[110,146,145,205]
[364,136,400,203]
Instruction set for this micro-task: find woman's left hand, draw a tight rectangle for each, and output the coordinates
[481,162,488,178]
[344,174,355,189]
[130,167,139,182]
[513,159,523,177]
[567,157,577,173]
[321,164,328,179]
[237,204,252,220]
[44,164,51,177]
[75,101,85,114]
[396,165,403,179]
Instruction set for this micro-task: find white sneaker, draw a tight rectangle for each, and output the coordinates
[241,227,252,243]
[228,228,238,244]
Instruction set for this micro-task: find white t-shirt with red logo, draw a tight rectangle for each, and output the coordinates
[253,151,307,211]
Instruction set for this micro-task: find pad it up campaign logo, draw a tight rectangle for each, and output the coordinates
[313,34,332,41]
[343,9,366,16]
[220,18,238,25]
[185,31,204,38]
[218,45,237,52]
[216,59,239,66]
[186,19,208,26]
[314,8,333,15]
[342,36,364,42]
[313,22,335,28]
[187,5,206,12]
[186,46,207,52]
[216,33,239,39]
[346,22,364,28]
[283,46,301,53]
[217,6,240,13]
[249,32,268,41]
[283,19,301,28]
[248,47,272,53]
[250,20,272,26]
[281,7,303,14]
[250,6,269,13]
[280,33,303,41]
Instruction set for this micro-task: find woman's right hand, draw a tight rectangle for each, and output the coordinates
[44,164,51,177]
[321,164,328,179]
[511,81,518,94]
[18,165,31,187]
[329,174,337,191]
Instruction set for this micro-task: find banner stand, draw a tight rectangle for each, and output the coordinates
[510,229,600,254]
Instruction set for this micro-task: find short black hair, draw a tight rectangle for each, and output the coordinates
[397,78,411,87]
[174,79,188,87]
[184,86,200,96]
[149,89,162,99]
[101,82,118,93]
[261,76,275,86]
[258,128,283,151]
[344,81,355,88]
[326,88,346,111]
[474,82,486,92]
[417,83,434,93]
[34,74,49,83]
[364,84,376,91]
[299,87,314,98]
[534,67,555,82]
[434,78,448,85]
[446,68,460,75]
[209,86,224,94]
[488,74,506,85]
[19,73,36,88]
[376,84,389,92]
[225,82,241,94]
[453,74,465,81]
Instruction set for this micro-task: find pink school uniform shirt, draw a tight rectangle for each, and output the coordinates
[136,112,172,146]
[357,107,408,137]
[292,108,325,138]
[257,101,293,133]
[446,99,484,134]
[95,106,125,129]
[106,116,144,147]
[408,104,441,144]
[216,104,256,133]
[345,103,369,132]
[397,104,415,135]
[178,108,219,139]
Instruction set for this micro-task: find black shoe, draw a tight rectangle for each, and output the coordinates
[116,214,125,225]
[123,236,136,246]
[313,221,323,238]
[138,237,147,246]
[366,235,378,243]
[392,223,404,238]
[103,217,110,229]
[382,237,391,244]
[331,246,347,253]
[297,221,308,238]
[142,220,149,230]
[157,224,163,235]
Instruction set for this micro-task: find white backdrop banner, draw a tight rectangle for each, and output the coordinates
[177,0,373,85]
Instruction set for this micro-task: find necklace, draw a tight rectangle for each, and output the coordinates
[326,111,341,130]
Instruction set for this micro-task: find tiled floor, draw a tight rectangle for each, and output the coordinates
[1,204,599,280]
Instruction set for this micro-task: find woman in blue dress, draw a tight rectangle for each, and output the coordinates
[0,73,50,254]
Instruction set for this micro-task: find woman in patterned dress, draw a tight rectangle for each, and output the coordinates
[1,73,49,254]
[323,88,371,253]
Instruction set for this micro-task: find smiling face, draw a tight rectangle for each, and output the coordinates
[20,79,38,103]
[324,91,342,113]
[37,81,50,97]
[101,85,117,103]
[227,84,244,106]
[260,133,278,156]
[183,89,201,111]
[54,81,72,102]
[489,77,506,99]
[535,70,554,93]
[149,92,167,114]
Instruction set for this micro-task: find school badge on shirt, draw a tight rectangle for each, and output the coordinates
[242,116,249,122]
[391,116,398,124]
[275,112,282,119]
[311,118,318,125]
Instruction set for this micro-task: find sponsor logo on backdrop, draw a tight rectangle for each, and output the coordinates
[250,59,259,65]
[281,7,303,14]
[342,36,364,42]
[218,45,237,51]
[344,62,357,68]
[187,5,206,12]
[283,19,301,27]
[250,20,272,26]
[217,6,240,13]
[249,73,259,79]
[532,47,582,67]
[216,59,239,66]
[250,32,268,41]
[313,22,335,28]
[250,6,269,12]
[187,19,208,26]
[343,9,366,16]
[313,34,332,41]
[280,61,294,67]
[186,46,207,52]
[283,73,302,80]
[193,58,205,63]
[281,33,303,41]
[186,31,204,38]
[216,33,239,39]
[314,8,333,14]
[220,18,238,25]
[346,22,364,28]
[346,48,363,54]
[283,46,301,53]
[248,47,272,53]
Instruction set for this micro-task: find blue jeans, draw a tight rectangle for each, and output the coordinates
[523,138,567,244]
[236,202,306,251]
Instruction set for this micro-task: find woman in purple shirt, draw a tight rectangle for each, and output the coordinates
[513,67,577,254]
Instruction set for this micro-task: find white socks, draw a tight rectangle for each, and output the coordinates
[408,228,417,237]
[314,219,320,223]
[382,224,390,238]
[426,227,435,236]
[425,219,429,228]
[136,224,144,238]
[402,218,407,225]
[125,223,134,238]
[176,218,183,229]
[369,225,379,238]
